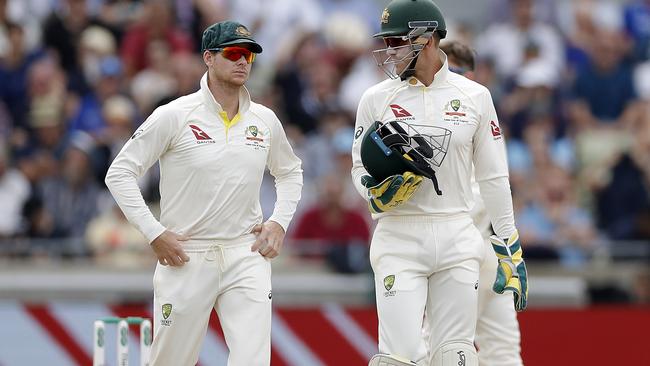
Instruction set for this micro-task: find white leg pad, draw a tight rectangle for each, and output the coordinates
[368,354,418,366]
[431,341,478,366]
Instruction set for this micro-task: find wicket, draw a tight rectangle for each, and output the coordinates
[93,316,152,366]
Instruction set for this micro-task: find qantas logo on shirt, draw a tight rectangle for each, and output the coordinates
[189,124,215,144]
[389,104,412,118]
[490,120,502,139]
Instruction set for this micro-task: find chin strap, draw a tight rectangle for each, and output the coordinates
[400,55,420,80]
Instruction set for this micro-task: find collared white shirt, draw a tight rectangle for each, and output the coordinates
[106,73,303,242]
[351,51,510,219]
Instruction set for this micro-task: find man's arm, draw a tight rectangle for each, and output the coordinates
[351,89,376,199]
[351,89,423,213]
[473,88,528,311]
[104,107,174,243]
[254,112,303,258]
[105,106,190,266]
[473,89,515,238]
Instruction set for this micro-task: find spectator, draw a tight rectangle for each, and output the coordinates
[595,108,650,240]
[230,0,323,68]
[119,0,192,77]
[129,40,178,115]
[624,0,650,62]
[41,0,112,94]
[517,164,597,263]
[507,114,575,180]
[291,174,370,273]
[0,21,44,129]
[569,28,638,126]
[0,139,30,237]
[86,204,153,267]
[38,132,100,244]
[498,63,564,140]
[68,55,125,135]
[476,0,564,86]
[274,32,331,134]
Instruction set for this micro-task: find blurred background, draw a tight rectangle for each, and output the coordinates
[0,0,648,365]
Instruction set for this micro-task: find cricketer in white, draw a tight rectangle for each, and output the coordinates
[106,73,302,244]
[351,1,526,364]
[105,20,302,366]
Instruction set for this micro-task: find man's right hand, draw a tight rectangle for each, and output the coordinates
[361,172,423,213]
[151,230,190,266]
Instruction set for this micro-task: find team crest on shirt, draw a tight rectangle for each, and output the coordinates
[244,125,268,150]
[383,275,396,297]
[161,303,173,326]
[443,99,471,126]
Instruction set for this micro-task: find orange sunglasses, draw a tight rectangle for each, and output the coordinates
[214,46,256,64]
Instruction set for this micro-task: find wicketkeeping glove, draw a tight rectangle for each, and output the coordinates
[490,230,529,311]
[361,172,423,214]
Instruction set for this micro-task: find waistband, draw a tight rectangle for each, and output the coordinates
[181,233,256,252]
[378,212,471,224]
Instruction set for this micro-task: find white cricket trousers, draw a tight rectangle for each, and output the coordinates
[150,236,272,366]
[476,239,523,366]
[370,214,483,364]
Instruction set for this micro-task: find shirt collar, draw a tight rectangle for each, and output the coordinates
[200,72,251,115]
[405,49,450,88]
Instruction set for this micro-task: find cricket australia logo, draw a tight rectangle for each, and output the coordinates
[383,275,396,297]
[161,303,172,326]
[451,99,461,111]
[443,98,471,126]
[381,8,390,24]
[235,26,251,37]
[244,125,268,150]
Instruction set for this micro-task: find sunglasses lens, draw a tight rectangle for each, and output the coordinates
[221,47,255,63]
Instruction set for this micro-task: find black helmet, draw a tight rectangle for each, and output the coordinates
[360,120,450,195]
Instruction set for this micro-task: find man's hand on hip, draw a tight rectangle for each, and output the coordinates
[490,230,529,311]
[151,230,190,266]
[251,221,285,259]
[361,172,423,214]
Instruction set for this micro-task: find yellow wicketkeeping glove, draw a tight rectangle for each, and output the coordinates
[490,230,529,311]
[361,171,423,214]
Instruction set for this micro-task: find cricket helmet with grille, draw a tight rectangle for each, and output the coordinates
[360,120,450,195]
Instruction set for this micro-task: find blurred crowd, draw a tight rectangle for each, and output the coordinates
[0,0,648,285]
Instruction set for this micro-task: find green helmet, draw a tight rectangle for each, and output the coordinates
[360,120,450,195]
[371,0,447,79]
[374,0,447,40]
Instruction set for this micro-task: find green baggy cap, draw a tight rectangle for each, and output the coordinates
[201,21,263,53]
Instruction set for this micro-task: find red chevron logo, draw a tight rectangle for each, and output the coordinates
[189,124,212,141]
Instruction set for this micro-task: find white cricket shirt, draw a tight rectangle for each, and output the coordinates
[106,73,303,243]
[352,51,515,237]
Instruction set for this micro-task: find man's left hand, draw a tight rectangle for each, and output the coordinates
[490,231,529,311]
[250,221,285,258]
